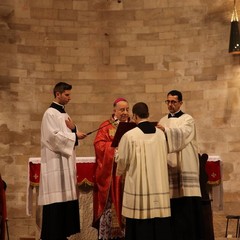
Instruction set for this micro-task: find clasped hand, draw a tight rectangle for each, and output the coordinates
[65,117,87,139]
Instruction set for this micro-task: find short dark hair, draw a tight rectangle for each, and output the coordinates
[132,102,149,118]
[167,90,182,101]
[53,82,72,97]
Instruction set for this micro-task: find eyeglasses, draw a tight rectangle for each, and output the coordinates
[165,100,179,105]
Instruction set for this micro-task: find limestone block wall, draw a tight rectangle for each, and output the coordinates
[0,0,240,239]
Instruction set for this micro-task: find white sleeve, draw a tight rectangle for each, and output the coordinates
[41,110,76,157]
[164,116,196,153]
[116,134,130,176]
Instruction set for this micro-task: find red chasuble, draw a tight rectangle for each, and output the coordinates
[93,118,123,229]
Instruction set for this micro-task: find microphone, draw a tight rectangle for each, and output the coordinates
[86,119,118,135]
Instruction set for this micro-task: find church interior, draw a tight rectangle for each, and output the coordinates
[1,0,240,239]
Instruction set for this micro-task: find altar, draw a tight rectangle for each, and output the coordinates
[26,157,96,216]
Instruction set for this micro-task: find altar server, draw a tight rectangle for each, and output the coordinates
[38,82,86,240]
[116,102,172,240]
[157,90,202,240]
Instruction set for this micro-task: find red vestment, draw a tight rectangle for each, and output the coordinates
[0,175,6,240]
[92,118,123,230]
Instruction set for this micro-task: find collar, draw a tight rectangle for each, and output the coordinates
[112,114,130,124]
[137,119,148,124]
[50,102,66,113]
[168,110,184,118]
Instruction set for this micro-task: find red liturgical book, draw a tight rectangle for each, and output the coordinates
[111,121,158,147]
[111,122,136,147]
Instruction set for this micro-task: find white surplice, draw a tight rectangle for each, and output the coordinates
[116,127,171,219]
[38,106,78,206]
[159,113,201,198]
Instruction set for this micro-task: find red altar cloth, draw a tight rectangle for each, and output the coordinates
[27,157,96,216]
[76,157,96,186]
[206,156,221,185]
[206,155,223,211]
[29,161,41,187]
[28,157,96,187]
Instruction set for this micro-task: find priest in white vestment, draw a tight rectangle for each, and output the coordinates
[157,90,202,240]
[38,82,86,240]
[116,102,172,240]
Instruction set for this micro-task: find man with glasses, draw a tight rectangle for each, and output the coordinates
[157,90,202,240]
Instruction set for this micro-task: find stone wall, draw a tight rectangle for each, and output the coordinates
[0,0,240,239]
